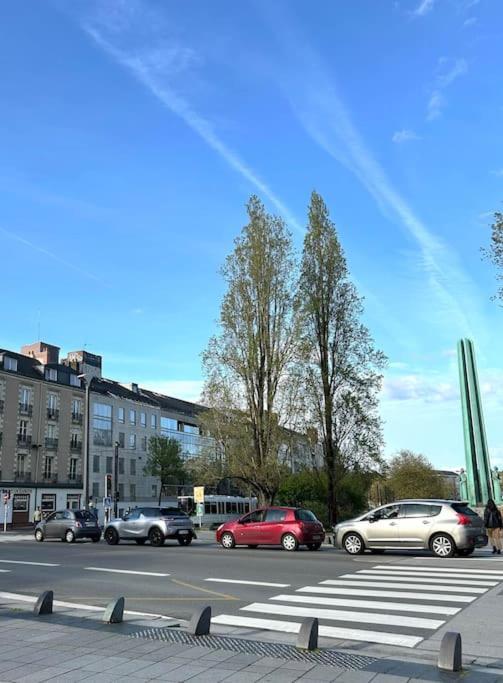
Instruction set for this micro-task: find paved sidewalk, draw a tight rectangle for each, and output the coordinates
[1,596,503,682]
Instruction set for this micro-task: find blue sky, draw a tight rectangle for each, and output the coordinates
[1,0,502,470]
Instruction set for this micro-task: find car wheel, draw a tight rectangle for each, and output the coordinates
[91,536,100,543]
[343,532,365,555]
[178,537,192,546]
[370,549,386,554]
[35,529,44,542]
[431,533,455,558]
[247,545,258,549]
[65,530,75,544]
[307,543,322,551]
[281,533,299,552]
[221,532,235,549]
[104,527,119,545]
[148,527,165,547]
[135,539,147,545]
[457,547,474,557]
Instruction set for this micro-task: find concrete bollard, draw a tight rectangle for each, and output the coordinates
[103,597,125,624]
[297,617,318,650]
[33,591,53,615]
[189,606,211,636]
[438,631,462,672]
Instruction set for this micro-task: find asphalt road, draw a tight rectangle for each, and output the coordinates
[1,534,503,651]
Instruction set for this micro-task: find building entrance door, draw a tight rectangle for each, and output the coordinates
[12,494,30,526]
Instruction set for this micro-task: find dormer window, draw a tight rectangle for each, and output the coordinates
[69,374,80,387]
[3,356,18,372]
[46,368,57,382]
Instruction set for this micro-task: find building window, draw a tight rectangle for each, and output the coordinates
[93,455,100,473]
[69,374,80,387]
[118,432,125,448]
[16,454,26,475]
[20,387,31,410]
[151,414,157,429]
[93,403,112,447]
[47,424,56,440]
[118,407,125,423]
[72,398,82,422]
[70,433,79,448]
[160,416,177,435]
[92,482,100,500]
[182,423,200,435]
[48,394,57,411]
[130,459,136,476]
[69,458,78,480]
[43,457,53,479]
[130,483,136,501]
[46,368,57,382]
[141,435,147,451]
[129,434,136,450]
[119,457,125,475]
[4,356,18,372]
[41,493,56,514]
[129,409,136,425]
[106,456,113,474]
[67,494,80,509]
[140,412,146,427]
[19,419,28,438]
[118,483,124,500]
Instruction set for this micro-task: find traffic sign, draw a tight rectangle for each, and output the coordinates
[103,497,113,509]
[193,486,205,504]
[196,502,204,517]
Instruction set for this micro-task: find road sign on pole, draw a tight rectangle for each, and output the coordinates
[193,486,205,504]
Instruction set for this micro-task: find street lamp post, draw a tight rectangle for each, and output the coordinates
[31,443,42,511]
[114,441,119,519]
[79,375,92,510]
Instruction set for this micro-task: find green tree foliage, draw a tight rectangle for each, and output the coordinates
[484,211,503,302]
[386,450,448,500]
[202,196,300,505]
[298,191,386,524]
[144,436,186,505]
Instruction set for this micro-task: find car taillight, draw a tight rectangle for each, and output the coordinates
[457,513,471,526]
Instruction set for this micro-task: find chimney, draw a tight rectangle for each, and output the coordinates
[21,342,60,365]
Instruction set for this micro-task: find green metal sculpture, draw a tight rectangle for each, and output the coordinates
[457,339,499,504]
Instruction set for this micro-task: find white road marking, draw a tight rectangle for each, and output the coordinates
[0,591,175,620]
[373,565,503,576]
[211,614,423,648]
[242,602,444,630]
[320,579,486,594]
[84,567,170,577]
[0,569,11,573]
[0,560,60,567]
[205,578,290,588]
[298,586,475,603]
[270,594,460,616]
[351,571,497,586]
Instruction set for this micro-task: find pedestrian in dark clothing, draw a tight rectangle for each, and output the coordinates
[484,498,502,554]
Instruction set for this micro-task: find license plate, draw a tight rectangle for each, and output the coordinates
[312,535,321,540]
[477,535,486,543]
[85,523,95,527]
[179,530,189,535]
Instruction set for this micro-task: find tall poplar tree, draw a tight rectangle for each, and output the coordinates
[298,191,386,524]
[202,196,300,505]
[484,211,503,303]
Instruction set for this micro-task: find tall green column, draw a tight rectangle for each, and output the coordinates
[457,339,492,506]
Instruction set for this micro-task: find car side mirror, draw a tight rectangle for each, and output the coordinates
[367,514,377,523]
[122,514,129,521]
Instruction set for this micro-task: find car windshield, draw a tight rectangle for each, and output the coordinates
[160,507,187,517]
[74,511,95,521]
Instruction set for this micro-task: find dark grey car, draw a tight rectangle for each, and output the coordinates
[104,506,195,547]
[35,509,101,543]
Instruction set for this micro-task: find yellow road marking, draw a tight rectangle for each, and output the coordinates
[171,579,238,601]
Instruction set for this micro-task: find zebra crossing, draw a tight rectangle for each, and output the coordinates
[211,563,503,648]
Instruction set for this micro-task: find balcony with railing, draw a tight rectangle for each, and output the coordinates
[19,402,33,417]
[14,471,32,482]
[67,474,83,484]
[42,473,58,483]
[71,412,83,425]
[0,398,4,412]
[17,434,32,447]
[47,408,59,421]
[70,441,82,452]
[45,437,58,450]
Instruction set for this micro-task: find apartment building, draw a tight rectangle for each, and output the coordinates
[0,342,85,525]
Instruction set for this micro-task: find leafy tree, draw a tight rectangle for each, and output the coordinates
[386,450,448,500]
[202,196,300,505]
[298,191,386,524]
[144,436,186,505]
[484,211,503,303]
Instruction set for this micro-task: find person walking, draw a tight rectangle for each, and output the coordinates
[484,498,502,555]
[33,506,42,527]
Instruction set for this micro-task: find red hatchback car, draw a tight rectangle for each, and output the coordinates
[216,507,325,551]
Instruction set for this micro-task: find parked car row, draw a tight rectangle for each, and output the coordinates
[34,498,488,558]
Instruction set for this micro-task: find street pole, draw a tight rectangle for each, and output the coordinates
[79,375,92,511]
[114,441,119,519]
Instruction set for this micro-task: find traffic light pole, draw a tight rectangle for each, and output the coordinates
[114,441,119,519]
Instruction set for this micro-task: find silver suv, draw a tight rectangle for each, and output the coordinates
[104,506,195,547]
[334,499,487,558]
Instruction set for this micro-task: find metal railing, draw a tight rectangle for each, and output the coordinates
[17,434,32,447]
[45,438,58,450]
[42,473,58,483]
[70,441,82,452]
[14,471,32,482]
[47,408,59,421]
[71,413,83,425]
[19,403,33,416]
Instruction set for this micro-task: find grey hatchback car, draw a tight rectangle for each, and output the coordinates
[334,499,487,558]
[104,506,195,547]
[35,509,101,543]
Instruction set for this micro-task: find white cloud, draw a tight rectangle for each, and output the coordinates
[426,90,445,120]
[79,4,303,235]
[436,58,468,88]
[392,129,420,143]
[463,17,477,27]
[491,169,503,177]
[382,374,459,402]
[413,0,436,16]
